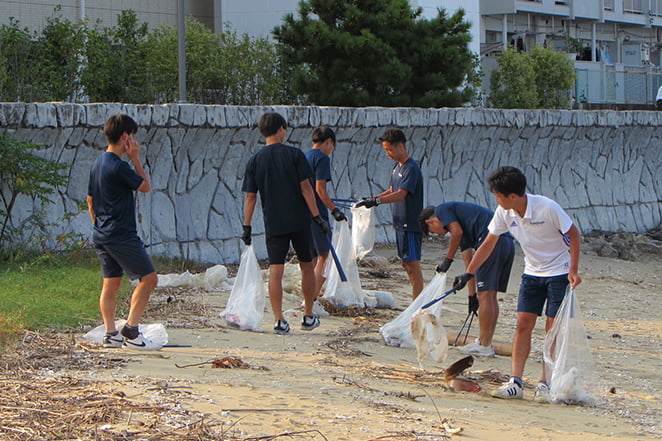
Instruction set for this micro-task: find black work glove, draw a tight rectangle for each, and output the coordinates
[331,207,347,222]
[355,197,380,209]
[453,272,474,291]
[313,215,330,235]
[468,294,479,316]
[435,257,454,273]
[241,225,252,245]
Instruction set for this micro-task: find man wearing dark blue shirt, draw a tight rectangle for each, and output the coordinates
[419,202,515,357]
[242,112,330,334]
[305,126,347,299]
[87,114,159,350]
[356,129,424,300]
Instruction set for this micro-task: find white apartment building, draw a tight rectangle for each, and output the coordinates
[1,0,660,106]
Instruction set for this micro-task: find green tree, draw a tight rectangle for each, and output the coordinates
[0,18,39,101]
[273,0,476,107]
[0,133,68,253]
[530,45,575,109]
[36,11,87,101]
[489,46,575,109]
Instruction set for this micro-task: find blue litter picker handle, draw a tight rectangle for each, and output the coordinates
[421,288,456,310]
[332,198,358,204]
[327,236,347,282]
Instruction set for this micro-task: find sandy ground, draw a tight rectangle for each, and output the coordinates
[54,237,660,441]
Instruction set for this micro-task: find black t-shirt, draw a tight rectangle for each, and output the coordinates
[242,143,314,236]
[88,152,144,244]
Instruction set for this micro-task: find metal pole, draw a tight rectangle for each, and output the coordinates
[177,0,187,103]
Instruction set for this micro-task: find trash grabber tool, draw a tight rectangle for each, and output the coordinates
[327,236,347,282]
[421,288,456,310]
[454,310,476,347]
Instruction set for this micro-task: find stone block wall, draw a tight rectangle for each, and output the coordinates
[1,103,660,264]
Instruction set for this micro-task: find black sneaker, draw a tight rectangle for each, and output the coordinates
[301,315,320,331]
[273,320,290,335]
[102,332,124,348]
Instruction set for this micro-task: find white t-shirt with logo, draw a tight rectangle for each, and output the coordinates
[488,194,574,277]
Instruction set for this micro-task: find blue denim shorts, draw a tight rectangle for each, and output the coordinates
[95,237,155,280]
[517,274,569,318]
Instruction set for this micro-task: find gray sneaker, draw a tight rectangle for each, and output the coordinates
[274,320,291,335]
[102,332,124,348]
[301,314,320,331]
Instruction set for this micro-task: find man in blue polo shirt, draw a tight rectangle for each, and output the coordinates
[305,126,347,299]
[242,112,330,335]
[418,202,515,357]
[356,128,424,300]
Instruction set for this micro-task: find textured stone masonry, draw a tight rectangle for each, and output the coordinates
[1,103,660,264]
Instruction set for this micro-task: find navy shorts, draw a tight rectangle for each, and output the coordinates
[95,237,155,280]
[266,227,315,265]
[310,222,330,256]
[395,230,422,262]
[517,274,570,318]
[475,235,514,293]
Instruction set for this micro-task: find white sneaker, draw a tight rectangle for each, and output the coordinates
[312,299,330,317]
[458,339,495,357]
[492,378,524,399]
[534,382,551,403]
[122,332,161,350]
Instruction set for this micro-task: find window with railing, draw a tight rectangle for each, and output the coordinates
[604,0,614,11]
[623,0,643,13]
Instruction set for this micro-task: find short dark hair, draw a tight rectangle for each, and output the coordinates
[311,126,336,144]
[104,114,138,144]
[488,166,527,197]
[379,128,406,145]
[418,205,436,236]
[258,112,287,138]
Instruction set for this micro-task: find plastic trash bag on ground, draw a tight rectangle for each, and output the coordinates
[543,287,599,405]
[351,206,375,260]
[411,309,448,367]
[322,221,367,307]
[380,272,448,347]
[220,245,266,331]
[157,265,230,291]
[82,320,168,348]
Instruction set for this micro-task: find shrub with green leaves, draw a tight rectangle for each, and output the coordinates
[0,133,68,256]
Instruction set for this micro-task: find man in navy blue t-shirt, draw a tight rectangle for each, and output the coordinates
[418,202,515,357]
[87,114,159,350]
[242,112,330,334]
[305,126,347,299]
[356,129,424,300]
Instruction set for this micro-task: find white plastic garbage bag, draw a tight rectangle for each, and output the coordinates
[220,245,266,331]
[543,287,598,405]
[82,320,168,349]
[411,309,448,367]
[351,206,375,260]
[380,272,448,347]
[322,221,366,307]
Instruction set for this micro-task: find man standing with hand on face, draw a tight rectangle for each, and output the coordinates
[305,126,347,299]
[242,112,330,335]
[356,128,424,300]
[87,114,159,350]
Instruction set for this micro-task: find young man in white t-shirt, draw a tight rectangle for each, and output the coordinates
[453,166,582,402]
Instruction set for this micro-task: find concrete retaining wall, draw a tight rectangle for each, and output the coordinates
[1,103,660,264]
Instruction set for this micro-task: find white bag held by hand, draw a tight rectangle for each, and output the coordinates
[380,272,447,347]
[220,245,266,331]
[543,287,598,405]
[350,206,375,260]
[322,221,366,307]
